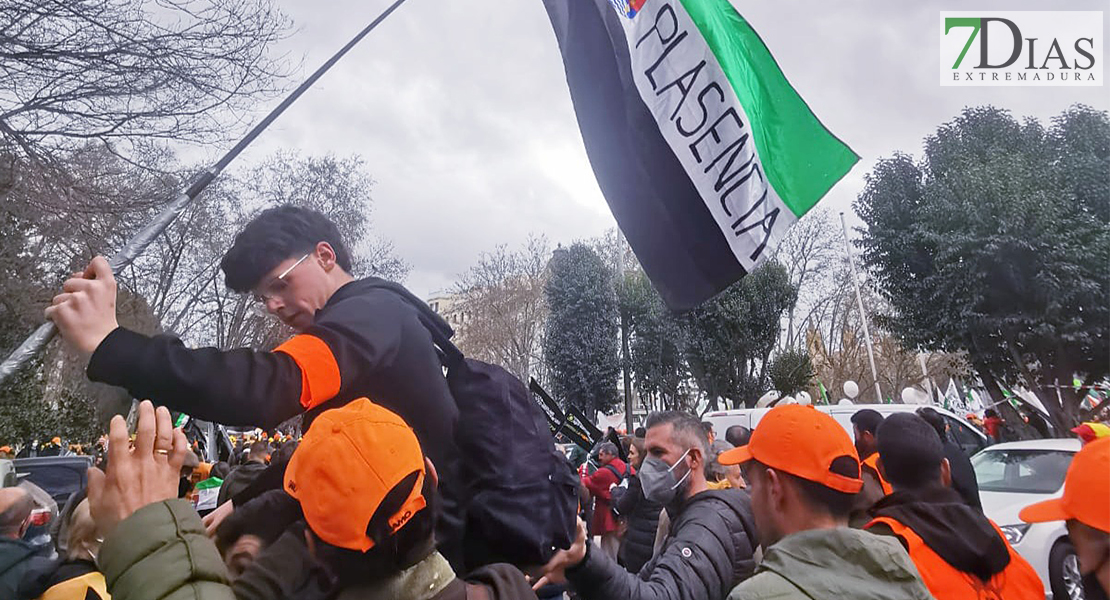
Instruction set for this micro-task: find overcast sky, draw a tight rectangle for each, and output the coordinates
[208,0,1109,299]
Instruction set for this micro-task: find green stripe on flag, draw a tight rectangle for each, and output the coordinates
[679,0,859,216]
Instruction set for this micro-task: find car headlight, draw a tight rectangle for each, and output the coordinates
[999,524,1031,545]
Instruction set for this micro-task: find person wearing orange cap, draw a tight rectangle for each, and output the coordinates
[84,398,534,600]
[720,405,933,600]
[865,413,1043,600]
[1022,437,1110,598]
[1072,421,1110,446]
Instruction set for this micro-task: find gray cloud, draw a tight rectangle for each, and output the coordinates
[201,0,1108,297]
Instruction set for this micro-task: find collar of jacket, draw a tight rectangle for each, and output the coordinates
[337,550,456,600]
[870,485,1010,581]
[319,277,388,315]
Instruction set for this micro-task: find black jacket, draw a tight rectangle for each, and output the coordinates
[941,441,982,510]
[567,488,756,600]
[87,277,457,457]
[0,538,54,600]
[218,461,269,507]
[87,277,464,565]
[869,486,1009,581]
[611,474,661,574]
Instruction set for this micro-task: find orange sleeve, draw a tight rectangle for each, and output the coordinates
[274,334,341,409]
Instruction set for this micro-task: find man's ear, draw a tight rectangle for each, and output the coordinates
[765,467,786,509]
[425,457,439,489]
[940,458,952,488]
[304,527,317,559]
[688,447,703,472]
[315,241,337,271]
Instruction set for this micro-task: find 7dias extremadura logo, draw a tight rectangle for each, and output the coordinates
[940,12,1103,86]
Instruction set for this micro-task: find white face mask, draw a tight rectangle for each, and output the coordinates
[639,449,692,505]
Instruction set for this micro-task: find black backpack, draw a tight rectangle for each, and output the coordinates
[368,282,579,569]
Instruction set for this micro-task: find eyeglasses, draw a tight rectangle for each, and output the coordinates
[252,253,310,306]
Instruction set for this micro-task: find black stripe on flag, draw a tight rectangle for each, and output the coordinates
[542,0,748,311]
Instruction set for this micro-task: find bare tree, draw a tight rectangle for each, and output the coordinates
[0,0,291,161]
[773,208,841,350]
[454,235,550,384]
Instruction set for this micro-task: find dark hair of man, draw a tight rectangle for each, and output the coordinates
[248,441,271,461]
[634,427,646,438]
[701,421,714,434]
[725,425,751,448]
[0,490,33,537]
[597,442,618,457]
[876,413,944,490]
[220,205,353,293]
[915,407,948,442]
[273,440,299,466]
[850,409,884,436]
[705,440,734,482]
[210,461,232,480]
[747,457,859,518]
[645,411,709,455]
[984,408,998,418]
[314,471,437,586]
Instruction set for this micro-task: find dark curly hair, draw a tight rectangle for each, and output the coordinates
[220,205,353,292]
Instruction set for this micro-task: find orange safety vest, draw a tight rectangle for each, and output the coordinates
[866,516,1044,600]
[861,453,894,496]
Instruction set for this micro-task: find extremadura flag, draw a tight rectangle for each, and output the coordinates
[543,0,859,310]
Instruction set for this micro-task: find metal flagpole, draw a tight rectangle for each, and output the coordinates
[0,0,411,385]
[840,212,882,404]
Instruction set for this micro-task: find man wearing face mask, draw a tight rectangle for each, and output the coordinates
[536,411,757,600]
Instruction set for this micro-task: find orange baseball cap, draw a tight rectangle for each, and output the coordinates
[1020,437,1110,533]
[718,404,863,494]
[285,398,427,552]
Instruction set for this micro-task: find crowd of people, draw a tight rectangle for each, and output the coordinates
[0,205,1105,600]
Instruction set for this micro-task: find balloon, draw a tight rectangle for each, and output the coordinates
[843,380,859,399]
[838,398,854,405]
[781,396,797,405]
[756,391,779,408]
[797,391,812,406]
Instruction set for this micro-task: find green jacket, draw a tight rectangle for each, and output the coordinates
[727,528,935,600]
[100,499,235,600]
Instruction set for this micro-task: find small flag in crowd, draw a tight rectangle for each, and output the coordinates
[542,0,859,310]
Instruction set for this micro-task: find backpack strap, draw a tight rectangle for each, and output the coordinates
[359,279,465,368]
[603,463,624,481]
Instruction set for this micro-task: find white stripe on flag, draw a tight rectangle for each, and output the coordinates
[612,1,797,271]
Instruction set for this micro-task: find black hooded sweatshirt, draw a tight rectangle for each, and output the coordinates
[86,277,465,567]
[868,486,1009,582]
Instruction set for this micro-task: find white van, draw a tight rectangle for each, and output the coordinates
[703,403,989,456]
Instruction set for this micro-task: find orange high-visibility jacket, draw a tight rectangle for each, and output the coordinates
[862,453,894,496]
[867,515,1044,600]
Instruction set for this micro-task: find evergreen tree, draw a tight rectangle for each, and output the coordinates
[544,244,620,416]
[856,104,1109,430]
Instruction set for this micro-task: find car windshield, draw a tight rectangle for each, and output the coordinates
[971,449,1073,494]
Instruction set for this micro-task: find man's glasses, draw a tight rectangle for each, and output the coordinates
[252,253,311,307]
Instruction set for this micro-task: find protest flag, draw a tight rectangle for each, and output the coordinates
[542,0,858,310]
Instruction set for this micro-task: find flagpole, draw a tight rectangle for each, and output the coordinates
[840,212,882,404]
[0,0,412,385]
